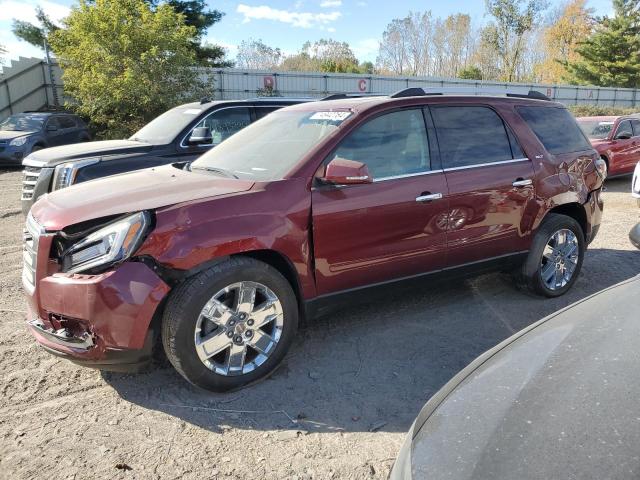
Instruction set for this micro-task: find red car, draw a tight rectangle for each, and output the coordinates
[24,90,605,391]
[577,115,640,177]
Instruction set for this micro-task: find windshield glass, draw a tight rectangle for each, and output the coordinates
[130,105,204,144]
[0,115,44,132]
[578,119,614,140]
[190,110,350,180]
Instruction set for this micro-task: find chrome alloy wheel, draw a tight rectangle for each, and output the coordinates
[540,229,579,291]
[194,281,284,376]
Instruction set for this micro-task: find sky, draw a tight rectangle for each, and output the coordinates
[0,0,615,65]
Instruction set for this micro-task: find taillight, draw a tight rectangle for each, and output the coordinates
[594,158,608,180]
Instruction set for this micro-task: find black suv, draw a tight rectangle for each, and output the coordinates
[0,112,90,167]
[21,98,307,213]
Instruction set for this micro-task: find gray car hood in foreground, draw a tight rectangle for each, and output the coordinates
[409,275,640,480]
[25,139,152,166]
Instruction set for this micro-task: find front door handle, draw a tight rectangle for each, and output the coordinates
[416,193,443,202]
[512,179,533,188]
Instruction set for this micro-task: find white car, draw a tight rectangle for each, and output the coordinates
[633,161,640,203]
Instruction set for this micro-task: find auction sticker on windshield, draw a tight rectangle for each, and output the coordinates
[309,111,352,122]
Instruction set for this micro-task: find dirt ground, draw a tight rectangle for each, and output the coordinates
[0,169,639,480]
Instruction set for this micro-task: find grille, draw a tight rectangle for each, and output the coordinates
[23,214,42,294]
[21,160,45,201]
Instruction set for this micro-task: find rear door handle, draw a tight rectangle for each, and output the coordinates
[512,179,533,188]
[416,193,443,202]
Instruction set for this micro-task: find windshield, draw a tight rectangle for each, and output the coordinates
[578,119,614,140]
[190,110,350,180]
[0,115,44,132]
[130,105,204,144]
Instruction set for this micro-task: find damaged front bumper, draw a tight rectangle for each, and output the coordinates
[26,262,170,372]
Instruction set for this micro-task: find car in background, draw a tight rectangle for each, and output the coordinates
[24,89,605,392]
[20,98,307,214]
[390,272,640,480]
[0,112,90,167]
[577,115,640,177]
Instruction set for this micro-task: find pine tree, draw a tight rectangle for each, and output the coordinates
[565,0,640,87]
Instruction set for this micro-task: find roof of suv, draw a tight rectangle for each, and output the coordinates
[180,97,312,110]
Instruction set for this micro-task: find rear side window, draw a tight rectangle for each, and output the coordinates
[58,116,76,129]
[632,119,640,136]
[517,106,591,154]
[431,106,515,169]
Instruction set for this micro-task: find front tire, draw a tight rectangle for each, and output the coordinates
[518,213,585,297]
[162,257,298,392]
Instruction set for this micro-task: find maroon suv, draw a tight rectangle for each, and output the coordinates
[24,89,605,391]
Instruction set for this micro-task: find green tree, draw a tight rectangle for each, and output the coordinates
[565,0,640,87]
[50,0,213,138]
[458,65,483,80]
[282,39,361,73]
[12,6,60,50]
[484,0,548,81]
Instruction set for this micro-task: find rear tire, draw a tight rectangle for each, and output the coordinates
[518,213,585,298]
[161,257,298,392]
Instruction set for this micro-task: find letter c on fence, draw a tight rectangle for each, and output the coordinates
[358,79,368,92]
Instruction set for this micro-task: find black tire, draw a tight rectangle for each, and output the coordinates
[517,213,585,298]
[161,257,298,392]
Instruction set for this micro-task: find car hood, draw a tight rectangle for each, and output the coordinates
[409,275,640,480]
[26,139,152,167]
[0,130,35,140]
[31,164,255,230]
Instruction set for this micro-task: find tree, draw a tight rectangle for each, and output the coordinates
[484,0,548,81]
[282,39,361,73]
[536,0,594,83]
[565,0,640,87]
[458,66,483,80]
[236,38,284,69]
[12,6,60,50]
[50,0,213,138]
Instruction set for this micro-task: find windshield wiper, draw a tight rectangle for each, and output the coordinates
[190,165,239,179]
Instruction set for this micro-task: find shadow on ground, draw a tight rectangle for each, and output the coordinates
[104,245,640,436]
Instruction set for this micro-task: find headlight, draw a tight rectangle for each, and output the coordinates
[53,158,99,191]
[62,212,151,274]
[10,136,28,147]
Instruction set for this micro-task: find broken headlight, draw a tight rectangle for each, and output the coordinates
[62,212,151,274]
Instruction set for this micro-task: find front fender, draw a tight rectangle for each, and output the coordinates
[137,178,317,299]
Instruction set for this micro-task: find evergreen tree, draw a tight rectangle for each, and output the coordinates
[565,0,640,87]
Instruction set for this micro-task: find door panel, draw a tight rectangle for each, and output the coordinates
[444,160,536,266]
[611,120,636,174]
[312,174,449,295]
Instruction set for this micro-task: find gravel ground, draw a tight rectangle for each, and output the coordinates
[0,169,638,480]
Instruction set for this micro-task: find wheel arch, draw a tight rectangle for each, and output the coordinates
[544,202,588,239]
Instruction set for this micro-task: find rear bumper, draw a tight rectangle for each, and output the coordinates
[26,262,170,371]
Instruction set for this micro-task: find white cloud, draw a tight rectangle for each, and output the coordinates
[327,26,336,32]
[206,36,238,58]
[352,38,379,61]
[356,1,367,6]
[320,0,342,7]
[236,4,341,29]
[0,0,70,24]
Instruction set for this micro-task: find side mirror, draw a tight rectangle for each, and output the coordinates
[321,158,373,185]
[188,126,213,145]
[46,125,58,132]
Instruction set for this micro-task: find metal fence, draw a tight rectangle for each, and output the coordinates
[2,58,640,120]
[210,69,640,108]
[0,57,63,119]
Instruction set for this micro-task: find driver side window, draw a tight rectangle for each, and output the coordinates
[193,108,251,145]
[329,109,430,180]
[615,120,633,139]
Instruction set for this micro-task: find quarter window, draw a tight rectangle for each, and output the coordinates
[58,116,76,129]
[329,109,430,179]
[615,120,633,139]
[193,108,251,145]
[431,106,516,169]
[517,106,591,154]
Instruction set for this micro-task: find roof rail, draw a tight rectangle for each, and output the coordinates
[320,93,383,101]
[389,87,551,101]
